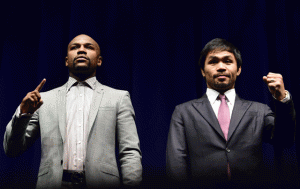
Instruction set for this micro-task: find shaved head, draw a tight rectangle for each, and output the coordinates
[68,34,101,56]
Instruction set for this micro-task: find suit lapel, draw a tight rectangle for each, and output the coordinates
[57,84,67,142]
[227,95,252,141]
[192,94,226,140]
[87,81,104,135]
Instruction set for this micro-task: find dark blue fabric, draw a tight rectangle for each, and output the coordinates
[0,0,299,188]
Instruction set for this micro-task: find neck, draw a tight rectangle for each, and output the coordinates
[69,72,96,82]
[217,90,226,95]
[208,87,234,95]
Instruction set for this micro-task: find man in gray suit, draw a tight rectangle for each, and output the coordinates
[166,38,296,188]
[4,34,142,188]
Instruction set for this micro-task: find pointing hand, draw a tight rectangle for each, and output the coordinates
[20,79,46,114]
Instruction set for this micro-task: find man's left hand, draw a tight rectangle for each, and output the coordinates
[263,72,286,101]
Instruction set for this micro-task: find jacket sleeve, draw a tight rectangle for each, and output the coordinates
[3,106,40,157]
[116,91,142,186]
[263,97,296,148]
[166,105,189,183]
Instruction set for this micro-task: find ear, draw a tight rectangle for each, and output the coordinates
[97,56,103,67]
[65,56,69,67]
[201,68,206,77]
[237,66,242,76]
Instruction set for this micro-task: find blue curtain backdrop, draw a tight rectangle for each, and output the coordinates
[0,0,299,188]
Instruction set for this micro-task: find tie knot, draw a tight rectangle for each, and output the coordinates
[219,94,226,101]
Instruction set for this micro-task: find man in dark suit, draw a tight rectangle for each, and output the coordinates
[4,34,142,188]
[166,38,296,188]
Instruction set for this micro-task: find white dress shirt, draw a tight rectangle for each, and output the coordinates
[206,88,236,119]
[63,76,96,171]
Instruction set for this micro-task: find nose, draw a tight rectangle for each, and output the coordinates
[77,45,87,54]
[216,62,226,71]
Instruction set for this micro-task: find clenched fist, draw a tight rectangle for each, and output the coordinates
[20,79,46,114]
[263,72,286,101]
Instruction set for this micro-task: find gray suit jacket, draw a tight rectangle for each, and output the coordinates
[4,81,142,188]
[166,94,295,188]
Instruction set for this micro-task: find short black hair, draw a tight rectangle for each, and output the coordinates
[198,38,242,70]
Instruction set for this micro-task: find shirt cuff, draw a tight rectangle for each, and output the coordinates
[16,106,33,118]
[273,90,290,103]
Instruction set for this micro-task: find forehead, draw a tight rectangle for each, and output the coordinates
[68,35,98,47]
[206,50,235,60]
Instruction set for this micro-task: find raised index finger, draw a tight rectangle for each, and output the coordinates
[35,78,46,92]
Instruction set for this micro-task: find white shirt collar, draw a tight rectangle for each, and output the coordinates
[206,88,236,105]
[66,76,97,91]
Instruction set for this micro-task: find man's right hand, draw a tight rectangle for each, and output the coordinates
[20,79,46,114]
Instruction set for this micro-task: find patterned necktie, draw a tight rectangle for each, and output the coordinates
[218,94,231,179]
[218,94,230,140]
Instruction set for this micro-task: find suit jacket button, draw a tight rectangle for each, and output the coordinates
[226,148,230,153]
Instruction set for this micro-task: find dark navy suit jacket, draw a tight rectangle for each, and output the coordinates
[166,94,295,188]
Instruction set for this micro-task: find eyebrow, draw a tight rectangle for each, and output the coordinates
[207,55,233,60]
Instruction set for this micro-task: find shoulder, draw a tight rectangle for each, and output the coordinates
[98,83,133,109]
[101,84,129,96]
[172,97,206,116]
[175,94,208,109]
[98,83,132,105]
[39,84,66,98]
[237,96,270,112]
[99,84,130,103]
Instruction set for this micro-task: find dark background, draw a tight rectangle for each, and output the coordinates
[0,0,299,188]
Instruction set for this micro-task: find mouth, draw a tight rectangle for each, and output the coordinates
[217,76,228,79]
[214,74,230,79]
[74,56,89,63]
